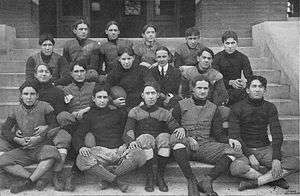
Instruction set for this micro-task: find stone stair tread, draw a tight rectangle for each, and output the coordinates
[0,179,299,196]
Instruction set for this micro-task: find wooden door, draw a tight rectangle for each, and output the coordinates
[56,0,90,37]
[147,0,180,37]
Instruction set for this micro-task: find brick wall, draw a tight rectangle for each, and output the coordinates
[0,0,39,37]
[195,0,287,38]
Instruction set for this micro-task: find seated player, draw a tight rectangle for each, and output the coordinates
[150,46,182,109]
[25,33,70,85]
[73,84,146,193]
[123,82,185,192]
[174,27,206,68]
[212,31,253,105]
[56,59,96,191]
[181,47,228,106]
[106,47,155,108]
[0,81,61,193]
[90,21,133,76]
[62,19,99,84]
[228,75,299,191]
[30,64,72,191]
[133,24,162,68]
[171,76,259,196]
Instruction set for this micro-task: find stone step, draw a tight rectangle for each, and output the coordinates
[0,164,298,196]
[0,46,261,61]
[253,69,281,84]
[13,37,253,49]
[0,178,299,196]
[0,68,281,87]
[0,57,270,73]
[268,99,299,115]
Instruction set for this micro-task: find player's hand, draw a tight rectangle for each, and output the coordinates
[14,137,29,146]
[129,141,139,149]
[271,159,283,179]
[79,147,91,157]
[229,138,242,151]
[188,137,199,151]
[249,154,260,171]
[174,128,185,139]
[113,97,126,107]
[229,79,244,89]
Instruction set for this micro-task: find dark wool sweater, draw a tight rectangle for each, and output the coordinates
[212,50,253,89]
[26,52,70,84]
[181,66,229,105]
[90,38,133,74]
[174,42,206,68]
[123,105,180,143]
[228,97,283,160]
[172,96,226,143]
[1,101,57,144]
[106,61,155,108]
[133,40,162,64]
[72,104,127,152]
[63,38,98,65]
[149,64,181,95]
[34,79,66,115]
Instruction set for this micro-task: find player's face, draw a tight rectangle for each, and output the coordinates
[155,50,169,67]
[21,87,38,106]
[71,65,86,82]
[73,23,88,39]
[193,80,209,100]
[223,38,238,54]
[41,40,54,56]
[105,24,120,40]
[35,64,52,83]
[142,27,156,42]
[197,51,213,71]
[246,79,266,99]
[119,53,135,69]
[93,90,109,108]
[142,86,159,106]
[186,35,200,49]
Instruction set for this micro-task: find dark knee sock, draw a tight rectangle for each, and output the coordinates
[87,164,116,182]
[114,158,137,177]
[144,159,154,177]
[208,155,232,180]
[173,148,196,180]
[157,155,169,177]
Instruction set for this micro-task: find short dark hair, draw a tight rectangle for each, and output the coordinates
[39,33,55,45]
[93,84,110,96]
[70,58,88,71]
[105,20,119,30]
[185,27,200,37]
[246,75,267,89]
[19,80,39,94]
[155,46,174,63]
[197,47,214,59]
[191,75,212,89]
[221,31,238,43]
[117,47,135,57]
[143,81,160,93]
[142,23,158,34]
[72,18,89,31]
[34,64,53,75]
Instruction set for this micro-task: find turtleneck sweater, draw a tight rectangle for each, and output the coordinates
[33,79,66,114]
[73,104,128,152]
[106,61,155,108]
[229,96,283,160]
[212,50,253,89]
[123,103,180,143]
[90,38,133,74]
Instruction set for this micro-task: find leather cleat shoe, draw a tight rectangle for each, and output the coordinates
[10,179,35,194]
[197,175,218,196]
[144,174,155,192]
[157,175,168,192]
[53,171,65,191]
[239,180,258,191]
[268,178,289,189]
